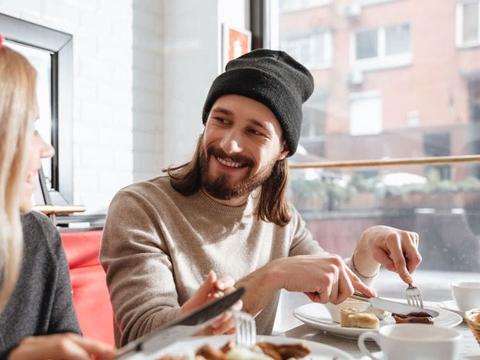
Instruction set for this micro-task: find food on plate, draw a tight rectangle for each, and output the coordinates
[366,305,389,320]
[325,298,370,323]
[392,312,434,324]
[256,341,310,360]
[325,297,387,322]
[340,307,379,329]
[157,341,311,360]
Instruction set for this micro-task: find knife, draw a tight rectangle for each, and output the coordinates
[115,286,245,360]
[351,292,440,318]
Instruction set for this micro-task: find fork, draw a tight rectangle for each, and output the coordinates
[233,311,256,348]
[406,283,424,309]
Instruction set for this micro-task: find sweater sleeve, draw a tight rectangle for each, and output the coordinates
[100,188,182,346]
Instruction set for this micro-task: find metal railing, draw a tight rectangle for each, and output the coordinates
[289,154,480,170]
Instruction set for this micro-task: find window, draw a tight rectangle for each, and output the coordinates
[353,23,412,70]
[423,133,451,180]
[457,0,480,47]
[280,31,332,68]
[301,106,326,141]
[280,0,331,13]
[0,13,73,204]
[265,0,480,301]
[356,0,395,7]
[349,92,382,135]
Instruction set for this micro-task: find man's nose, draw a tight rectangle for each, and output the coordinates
[219,132,243,154]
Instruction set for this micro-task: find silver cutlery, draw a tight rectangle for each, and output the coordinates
[406,283,424,309]
[351,292,439,317]
[234,310,256,348]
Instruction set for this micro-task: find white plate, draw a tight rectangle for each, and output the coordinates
[439,300,466,318]
[144,335,354,360]
[294,300,463,340]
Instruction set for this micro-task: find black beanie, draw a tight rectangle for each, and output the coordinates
[202,49,314,156]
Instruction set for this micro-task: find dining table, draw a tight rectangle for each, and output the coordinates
[272,290,480,359]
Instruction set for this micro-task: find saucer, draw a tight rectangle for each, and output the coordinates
[439,300,466,318]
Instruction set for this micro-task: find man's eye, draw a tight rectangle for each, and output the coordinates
[249,128,266,137]
[214,117,228,124]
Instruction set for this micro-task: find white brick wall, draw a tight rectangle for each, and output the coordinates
[1,0,249,213]
[1,0,164,213]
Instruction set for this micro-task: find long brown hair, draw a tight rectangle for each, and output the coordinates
[0,45,37,311]
[165,134,291,226]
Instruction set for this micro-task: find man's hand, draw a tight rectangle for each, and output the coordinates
[181,270,241,335]
[237,254,376,316]
[8,333,116,360]
[273,255,376,304]
[353,225,422,284]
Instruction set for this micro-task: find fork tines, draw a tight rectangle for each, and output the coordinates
[406,284,424,309]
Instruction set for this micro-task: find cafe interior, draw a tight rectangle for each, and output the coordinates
[1,0,480,358]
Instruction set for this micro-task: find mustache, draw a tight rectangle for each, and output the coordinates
[207,146,255,168]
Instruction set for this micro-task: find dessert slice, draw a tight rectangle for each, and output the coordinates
[340,307,380,329]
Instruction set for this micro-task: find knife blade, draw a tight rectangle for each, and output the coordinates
[351,292,439,318]
[116,286,245,359]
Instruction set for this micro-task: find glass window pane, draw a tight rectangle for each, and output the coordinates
[463,2,479,44]
[274,0,480,303]
[355,29,378,59]
[385,24,411,55]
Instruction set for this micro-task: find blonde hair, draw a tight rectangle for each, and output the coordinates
[0,45,37,311]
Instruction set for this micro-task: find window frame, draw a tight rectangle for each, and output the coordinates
[456,0,480,48]
[351,23,412,71]
[280,30,332,69]
[279,0,331,13]
[0,12,73,204]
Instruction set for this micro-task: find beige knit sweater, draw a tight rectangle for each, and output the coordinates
[101,176,363,346]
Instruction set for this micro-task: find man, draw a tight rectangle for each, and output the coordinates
[101,49,422,346]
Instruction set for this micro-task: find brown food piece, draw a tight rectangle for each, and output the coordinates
[393,312,434,324]
[473,313,480,324]
[195,344,227,360]
[220,340,235,354]
[404,312,433,318]
[256,342,310,360]
[255,342,282,360]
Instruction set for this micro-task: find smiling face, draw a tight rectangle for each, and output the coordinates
[201,94,289,203]
[20,123,55,213]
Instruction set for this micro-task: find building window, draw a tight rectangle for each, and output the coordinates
[353,23,412,70]
[0,13,73,204]
[423,133,451,180]
[356,0,395,7]
[457,0,480,47]
[280,0,331,13]
[301,100,327,141]
[349,92,382,135]
[281,31,332,69]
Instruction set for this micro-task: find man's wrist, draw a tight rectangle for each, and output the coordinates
[352,251,380,279]
[262,258,284,292]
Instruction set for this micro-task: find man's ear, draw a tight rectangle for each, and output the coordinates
[277,140,289,161]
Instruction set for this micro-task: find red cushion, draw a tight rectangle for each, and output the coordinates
[61,230,114,345]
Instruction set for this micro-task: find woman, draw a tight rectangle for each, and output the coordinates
[0,36,237,359]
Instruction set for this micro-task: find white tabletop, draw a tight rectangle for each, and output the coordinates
[272,290,480,359]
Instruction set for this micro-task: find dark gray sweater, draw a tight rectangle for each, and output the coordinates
[0,211,80,358]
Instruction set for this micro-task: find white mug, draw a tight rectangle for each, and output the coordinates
[451,281,480,312]
[358,324,462,360]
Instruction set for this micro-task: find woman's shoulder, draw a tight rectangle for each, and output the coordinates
[21,210,61,259]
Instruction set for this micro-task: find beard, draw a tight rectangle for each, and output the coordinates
[200,145,276,200]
